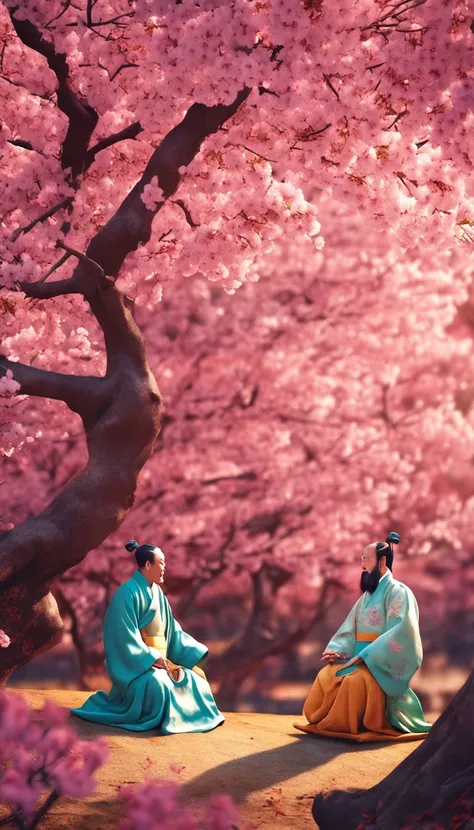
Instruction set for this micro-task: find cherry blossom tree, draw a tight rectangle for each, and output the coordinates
[5,190,474,706]
[60,193,474,701]
[1,0,472,679]
[1,0,473,818]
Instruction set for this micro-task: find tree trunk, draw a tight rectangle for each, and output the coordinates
[209,570,339,709]
[0,284,163,685]
[312,670,474,829]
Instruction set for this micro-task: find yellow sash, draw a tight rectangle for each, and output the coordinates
[356,632,380,643]
[142,633,167,652]
[141,632,207,680]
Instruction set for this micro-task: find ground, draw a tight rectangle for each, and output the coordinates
[6,690,427,829]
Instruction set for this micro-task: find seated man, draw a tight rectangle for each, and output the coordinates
[72,540,224,734]
[294,532,431,742]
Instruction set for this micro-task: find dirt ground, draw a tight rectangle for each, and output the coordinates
[9,689,428,829]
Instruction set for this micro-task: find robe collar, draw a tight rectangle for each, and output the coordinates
[372,568,393,596]
[132,569,153,593]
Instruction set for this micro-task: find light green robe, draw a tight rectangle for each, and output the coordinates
[326,571,431,734]
[71,570,224,733]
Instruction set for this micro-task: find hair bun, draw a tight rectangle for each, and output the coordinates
[386,531,400,546]
[125,539,139,553]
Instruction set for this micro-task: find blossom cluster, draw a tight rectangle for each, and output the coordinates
[120,781,245,830]
[0,690,109,823]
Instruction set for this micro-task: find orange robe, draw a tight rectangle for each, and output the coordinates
[295,656,425,743]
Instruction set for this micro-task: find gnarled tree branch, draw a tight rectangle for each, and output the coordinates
[209,572,340,708]
[11,197,73,242]
[19,275,80,299]
[84,121,143,171]
[9,7,99,177]
[0,61,250,683]
[86,87,250,276]
[0,358,103,413]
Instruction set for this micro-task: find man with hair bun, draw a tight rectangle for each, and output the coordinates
[294,532,431,742]
[71,540,224,734]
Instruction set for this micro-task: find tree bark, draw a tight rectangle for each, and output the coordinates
[0,282,162,683]
[312,669,474,829]
[0,9,250,684]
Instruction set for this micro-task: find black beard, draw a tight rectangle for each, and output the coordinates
[360,566,381,594]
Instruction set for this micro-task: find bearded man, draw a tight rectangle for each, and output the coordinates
[294,532,431,742]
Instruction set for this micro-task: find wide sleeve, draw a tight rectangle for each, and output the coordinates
[357,584,423,697]
[324,597,360,660]
[164,595,208,669]
[103,585,156,691]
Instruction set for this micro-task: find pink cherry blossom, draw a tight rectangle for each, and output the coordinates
[169,762,186,776]
[119,779,242,830]
[0,689,109,824]
[119,780,197,830]
[204,793,240,830]
[0,630,10,648]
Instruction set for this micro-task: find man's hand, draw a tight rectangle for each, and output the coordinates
[321,650,344,663]
[154,656,184,681]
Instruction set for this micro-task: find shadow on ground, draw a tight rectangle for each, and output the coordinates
[7,689,422,830]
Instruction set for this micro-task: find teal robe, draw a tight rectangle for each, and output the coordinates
[325,571,431,734]
[71,570,224,733]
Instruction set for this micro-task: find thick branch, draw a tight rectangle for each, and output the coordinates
[85,87,251,276]
[210,577,339,699]
[84,121,143,171]
[9,8,98,177]
[8,138,45,154]
[0,357,103,414]
[19,275,80,299]
[18,89,250,302]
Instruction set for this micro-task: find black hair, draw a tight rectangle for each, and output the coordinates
[375,531,400,571]
[125,539,158,568]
